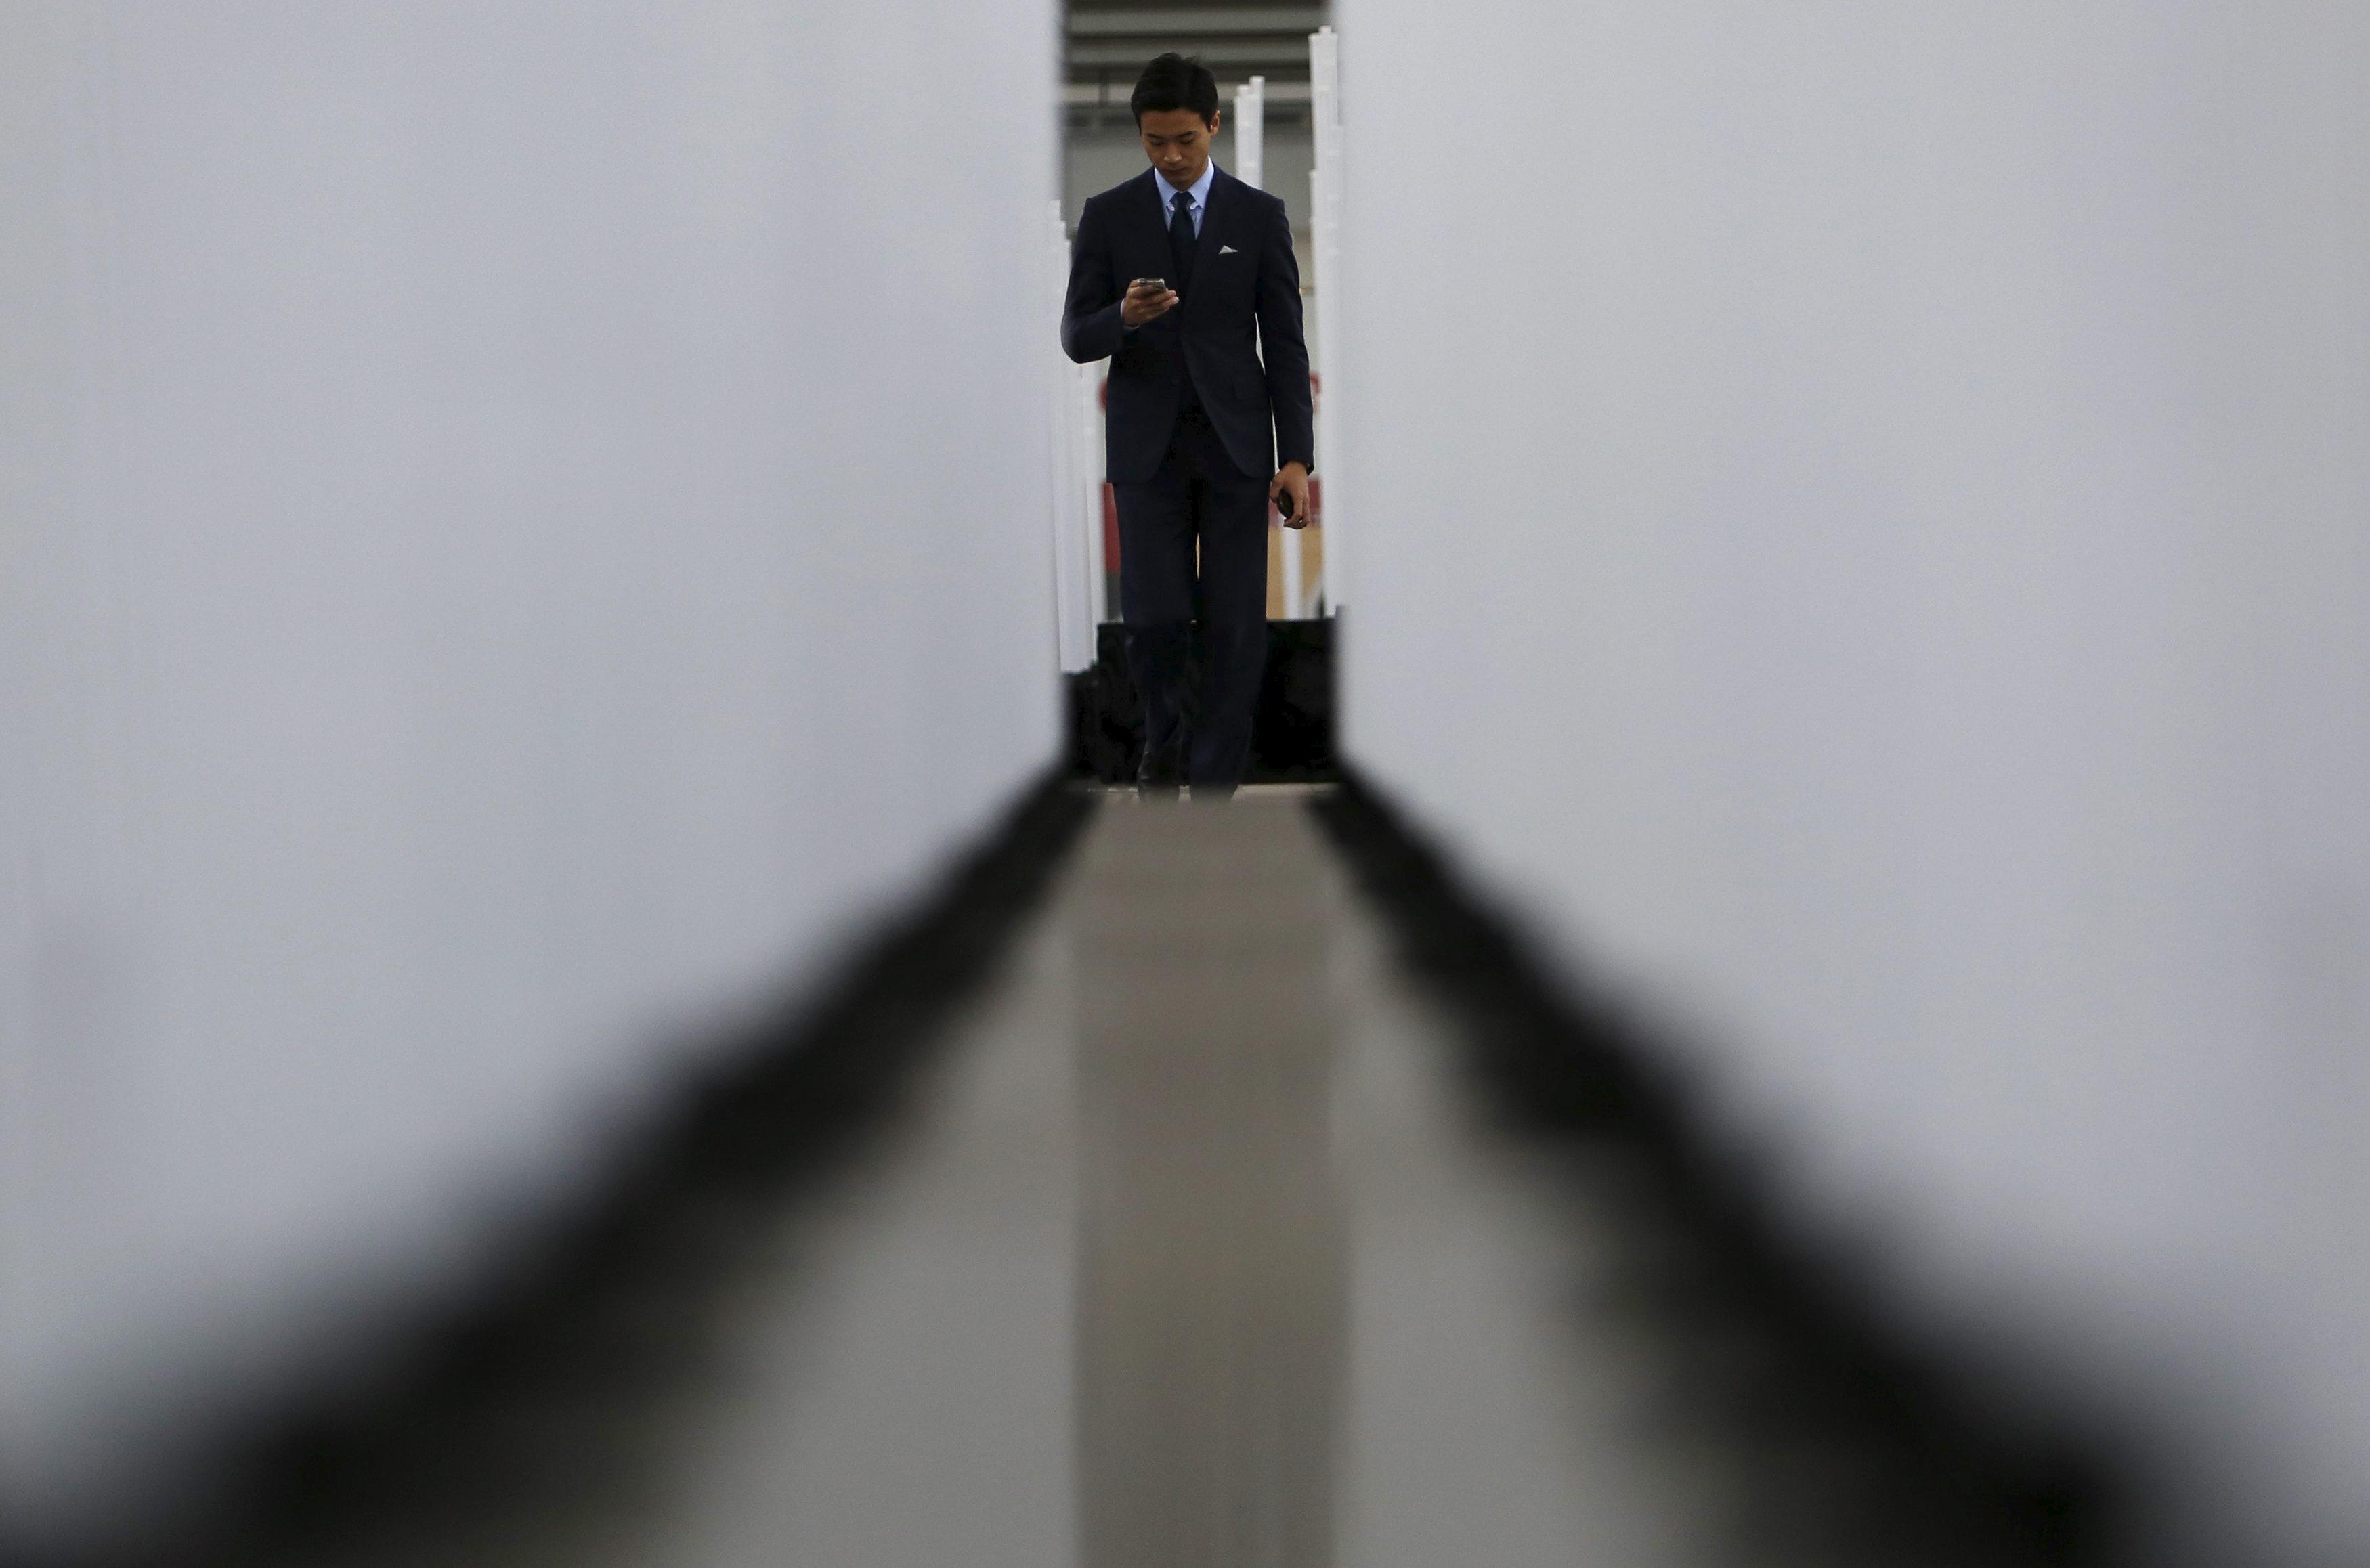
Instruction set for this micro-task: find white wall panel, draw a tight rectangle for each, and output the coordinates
[1335,1,2370,1558]
[0,0,1056,1540]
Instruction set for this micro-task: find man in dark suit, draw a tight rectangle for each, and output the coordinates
[1062,52,1315,801]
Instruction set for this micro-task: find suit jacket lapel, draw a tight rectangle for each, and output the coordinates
[1123,169,1169,282]
[1184,167,1230,301]
[1134,167,1167,240]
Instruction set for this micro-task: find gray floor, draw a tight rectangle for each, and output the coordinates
[607,796,1757,1565]
[276,793,1843,1567]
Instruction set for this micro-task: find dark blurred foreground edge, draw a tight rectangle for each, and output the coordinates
[32,768,1094,1568]
[1310,768,2130,1567]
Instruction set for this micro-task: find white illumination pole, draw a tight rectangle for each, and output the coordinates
[1236,74,1303,617]
[1050,200,1096,670]
[1081,363,1108,628]
[1308,26,1345,615]
[1233,74,1266,190]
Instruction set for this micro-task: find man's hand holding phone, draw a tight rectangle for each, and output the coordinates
[1121,277,1178,326]
[1270,462,1312,530]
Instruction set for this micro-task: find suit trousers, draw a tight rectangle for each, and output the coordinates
[1113,408,1270,794]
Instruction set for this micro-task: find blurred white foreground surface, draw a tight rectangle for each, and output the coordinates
[1333,1,2370,1559]
[0,1,1056,1542]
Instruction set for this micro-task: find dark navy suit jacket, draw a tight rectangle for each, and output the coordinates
[1061,166,1316,486]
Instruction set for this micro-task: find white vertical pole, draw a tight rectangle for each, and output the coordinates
[1081,364,1108,627]
[1236,75,1303,619]
[1049,200,1095,671]
[1308,26,1345,615]
[1233,75,1266,192]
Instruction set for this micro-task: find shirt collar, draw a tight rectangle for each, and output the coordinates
[1157,159,1218,215]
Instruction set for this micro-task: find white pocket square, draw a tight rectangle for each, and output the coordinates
[1220,244,1239,255]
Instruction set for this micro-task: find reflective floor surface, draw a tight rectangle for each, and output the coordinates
[251,791,2072,1567]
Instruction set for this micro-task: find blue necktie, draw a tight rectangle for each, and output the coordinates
[1169,188,1197,283]
[1169,188,1199,412]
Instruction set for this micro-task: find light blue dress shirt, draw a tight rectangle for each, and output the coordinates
[1155,158,1216,238]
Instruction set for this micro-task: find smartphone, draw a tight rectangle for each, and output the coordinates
[1134,277,1167,292]
[1274,489,1297,525]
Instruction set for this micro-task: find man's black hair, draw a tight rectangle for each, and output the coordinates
[1129,52,1220,126]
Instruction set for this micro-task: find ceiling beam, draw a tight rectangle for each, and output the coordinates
[1065,8,1324,39]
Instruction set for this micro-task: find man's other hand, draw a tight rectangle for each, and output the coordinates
[1121,279,1179,326]
[1271,462,1312,530]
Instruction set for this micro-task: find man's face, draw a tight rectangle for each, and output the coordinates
[1138,108,1219,189]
